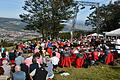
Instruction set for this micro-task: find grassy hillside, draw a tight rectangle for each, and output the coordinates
[53,65,120,80]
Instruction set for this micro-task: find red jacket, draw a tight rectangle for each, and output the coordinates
[47,48,52,57]
[105,53,114,65]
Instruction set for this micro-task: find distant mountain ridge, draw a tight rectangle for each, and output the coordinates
[0,17,26,31]
[63,20,92,31]
[0,17,92,32]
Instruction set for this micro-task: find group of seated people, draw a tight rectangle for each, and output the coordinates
[0,37,119,80]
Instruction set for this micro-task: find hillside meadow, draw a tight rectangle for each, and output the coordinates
[53,64,120,80]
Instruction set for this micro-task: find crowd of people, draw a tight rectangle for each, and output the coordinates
[0,36,119,80]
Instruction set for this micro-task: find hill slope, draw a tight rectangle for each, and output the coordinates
[0,17,26,31]
[0,17,92,32]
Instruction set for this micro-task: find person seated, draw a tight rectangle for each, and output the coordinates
[45,57,54,80]
[15,52,24,65]
[50,52,59,70]
[0,66,10,80]
[12,65,26,80]
[1,60,11,77]
[60,48,71,67]
[75,52,84,68]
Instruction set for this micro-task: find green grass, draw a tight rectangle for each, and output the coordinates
[6,46,15,51]
[53,64,120,80]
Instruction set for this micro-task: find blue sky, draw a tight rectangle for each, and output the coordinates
[0,0,24,18]
[76,0,112,22]
[0,0,116,20]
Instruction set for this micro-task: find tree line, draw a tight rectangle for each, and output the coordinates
[20,0,120,38]
[86,0,120,33]
[20,0,76,39]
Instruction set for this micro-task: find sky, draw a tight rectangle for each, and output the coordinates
[0,0,25,18]
[0,0,117,20]
[76,0,116,22]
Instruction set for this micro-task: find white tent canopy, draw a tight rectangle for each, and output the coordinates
[87,33,103,37]
[105,28,120,36]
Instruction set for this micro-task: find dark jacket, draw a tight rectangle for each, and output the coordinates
[33,67,48,80]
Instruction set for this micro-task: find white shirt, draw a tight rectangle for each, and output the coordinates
[73,49,79,54]
[41,42,45,48]
[50,56,59,65]
[2,64,11,77]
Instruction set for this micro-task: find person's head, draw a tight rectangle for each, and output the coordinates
[55,48,58,52]
[33,53,40,58]
[52,52,56,57]
[2,60,8,65]
[18,52,22,56]
[0,67,4,75]
[32,58,37,64]
[46,57,51,63]
[15,65,21,72]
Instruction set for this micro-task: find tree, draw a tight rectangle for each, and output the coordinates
[20,0,75,39]
[86,0,120,33]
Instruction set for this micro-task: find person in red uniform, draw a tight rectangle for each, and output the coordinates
[75,52,84,68]
[18,42,25,50]
[93,49,99,61]
[60,48,71,67]
[99,49,105,63]
[105,50,114,65]
[60,42,64,48]
[47,48,53,57]
[70,47,78,63]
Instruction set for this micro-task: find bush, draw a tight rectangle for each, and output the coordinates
[0,40,14,47]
